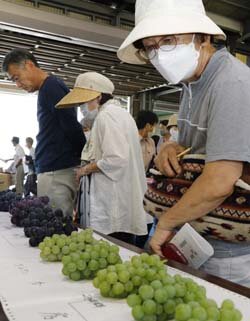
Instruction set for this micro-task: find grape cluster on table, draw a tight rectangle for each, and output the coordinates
[91,253,242,321]
[9,196,77,247]
[93,253,166,299]
[39,229,122,281]
[0,190,22,212]
[62,236,122,281]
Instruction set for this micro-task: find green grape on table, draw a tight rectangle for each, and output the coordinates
[151,280,163,290]
[221,299,234,310]
[132,305,144,321]
[112,282,125,297]
[191,306,207,321]
[127,294,142,307]
[175,303,192,321]
[124,260,243,321]
[94,253,168,299]
[142,299,157,316]
[61,238,122,281]
[163,299,176,315]
[206,306,220,321]
[39,229,97,262]
[70,271,81,281]
[154,288,168,304]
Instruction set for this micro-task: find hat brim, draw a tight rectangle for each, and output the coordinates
[117,13,226,64]
[56,87,101,108]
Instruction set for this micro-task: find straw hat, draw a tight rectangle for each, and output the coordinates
[117,0,226,64]
[56,72,115,108]
[167,114,178,129]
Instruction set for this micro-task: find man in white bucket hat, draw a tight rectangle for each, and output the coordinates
[57,72,148,244]
[118,0,250,286]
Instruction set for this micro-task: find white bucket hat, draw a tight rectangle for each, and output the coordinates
[117,0,226,64]
[56,72,114,108]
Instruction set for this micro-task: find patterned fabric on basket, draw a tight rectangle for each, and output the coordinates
[144,154,250,243]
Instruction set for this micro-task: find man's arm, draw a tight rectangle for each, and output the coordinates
[1,158,13,162]
[44,78,86,158]
[150,160,243,256]
[57,108,86,157]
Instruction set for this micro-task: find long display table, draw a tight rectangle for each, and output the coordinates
[0,212,249,321]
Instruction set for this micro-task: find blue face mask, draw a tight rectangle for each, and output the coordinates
[79,103,98,129]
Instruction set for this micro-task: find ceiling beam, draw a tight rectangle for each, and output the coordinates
[0,0,129,50]
[207,10,243,33]
[218,0,250,11]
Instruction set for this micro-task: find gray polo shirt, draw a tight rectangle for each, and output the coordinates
[178,48,250,163]
[178,48,250,254]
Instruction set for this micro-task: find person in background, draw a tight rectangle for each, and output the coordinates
[136,110,159,172]
[118,0,250,286]
[167,114,179,142]
[5,136,25,194]
[2,49,86,215]
[151,135,160,151]
[160,119,170,140]
[157,119,170,152]
[135,110,158,248]
[57,72,148,245]
[24,137,37,196]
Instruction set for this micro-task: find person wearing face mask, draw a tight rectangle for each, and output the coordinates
[56,72,148,245]
[118,0,250,286]
[156,120,170,153]
[135,110,158,248]
[136,110,159,172]
[159,120,170,141]
[79,102,99,142]
[167,114,179,143]
[80,103,98,130]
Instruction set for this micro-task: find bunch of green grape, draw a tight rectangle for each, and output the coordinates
[62,239,122,281]
[93,253,167,299]
[127,274,243,321]
[39,229,96,262]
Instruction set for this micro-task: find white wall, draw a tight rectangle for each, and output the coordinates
[0,91,38,169]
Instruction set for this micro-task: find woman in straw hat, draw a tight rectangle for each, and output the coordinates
[118,0,250,285]
[57,72,148,244]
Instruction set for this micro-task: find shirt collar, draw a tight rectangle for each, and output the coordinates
[183,47,228,88]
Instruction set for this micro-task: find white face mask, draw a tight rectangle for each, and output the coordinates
[79,103,98,129]
[79,103,88,116]
[160,128,168,136]
[150,37,200,84]
[169,127,179,142]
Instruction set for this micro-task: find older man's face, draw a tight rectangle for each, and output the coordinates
[7,61,39,93]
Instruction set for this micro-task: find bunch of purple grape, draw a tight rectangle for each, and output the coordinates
[9,195,50,226]
[0,190,22,212]
[9,196,77,247]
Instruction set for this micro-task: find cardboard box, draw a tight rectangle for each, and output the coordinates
[0,173,12,192]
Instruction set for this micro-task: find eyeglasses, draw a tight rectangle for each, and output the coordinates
[136,35,193,62]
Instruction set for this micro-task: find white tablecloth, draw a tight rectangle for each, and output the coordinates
[0,212,249,321]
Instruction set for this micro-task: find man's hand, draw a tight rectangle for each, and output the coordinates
[154,142,185,177]
[149,226,175,257]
